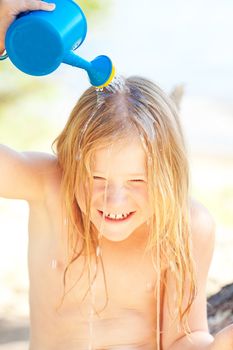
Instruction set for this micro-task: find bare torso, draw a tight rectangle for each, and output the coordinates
[27,162,159,350]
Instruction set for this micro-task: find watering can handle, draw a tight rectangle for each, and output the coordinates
[0,50,8,60]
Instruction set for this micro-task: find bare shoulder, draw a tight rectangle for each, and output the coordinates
[22,150,61,179]
[0,144,61,201]
[22,151,62,194]
[189,197,216,256]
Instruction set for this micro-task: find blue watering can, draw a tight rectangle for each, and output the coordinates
[0,0,115,88]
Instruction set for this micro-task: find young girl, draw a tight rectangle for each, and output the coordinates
[0,1,233,349]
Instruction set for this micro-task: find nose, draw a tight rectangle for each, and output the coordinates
[104,184,128,207]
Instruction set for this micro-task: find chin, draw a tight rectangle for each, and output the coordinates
[101,231,133,242]
[94,221,146,243]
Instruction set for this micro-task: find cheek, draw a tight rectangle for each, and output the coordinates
[132,186,148,201]
[92,183,106,193]
[76,181,100,213]
[132,185,154,216]
[75,184,89,213]
[88,184,104,205]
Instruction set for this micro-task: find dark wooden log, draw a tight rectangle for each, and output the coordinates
[207,282,233,335]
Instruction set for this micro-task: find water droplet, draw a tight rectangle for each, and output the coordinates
[76,112,97,160]
[109,74,130,93]
[51,259,57,269]
[95,87,104,92]
[64,218,68,226]
[148,156,152,164]
[146,281,153,292]
[170,260,176,272]
[95,74,130,112]
[89,308,95,316]
[139,133,148,153]
[88,274,97,350]
[76,151,82,161]
[96,245,101,257]
[97,144,113,240]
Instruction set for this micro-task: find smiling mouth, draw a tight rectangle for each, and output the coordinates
[97,210,136,222]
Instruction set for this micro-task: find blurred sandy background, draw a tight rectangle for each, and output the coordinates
[0,0,232,348]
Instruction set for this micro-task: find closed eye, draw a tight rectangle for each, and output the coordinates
[93,177,146,182]
[130,179,145,182]
[93,176,105,180]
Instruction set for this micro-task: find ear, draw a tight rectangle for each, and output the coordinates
[170,84,185,110]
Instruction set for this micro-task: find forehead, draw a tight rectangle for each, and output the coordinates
[92,137,147,175]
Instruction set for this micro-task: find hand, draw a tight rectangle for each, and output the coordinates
[0,0,56,54]
[209,324,233,350]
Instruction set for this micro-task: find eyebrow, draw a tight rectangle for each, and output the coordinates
[93,172,147,177]
[127,173,147,176]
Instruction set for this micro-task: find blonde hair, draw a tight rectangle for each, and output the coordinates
[53,75,197,348]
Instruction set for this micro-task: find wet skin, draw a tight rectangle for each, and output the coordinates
[28,138,159,349]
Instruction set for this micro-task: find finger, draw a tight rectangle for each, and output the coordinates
[0,16,15,53]
[0,1,56,52]
[23,0,56,12]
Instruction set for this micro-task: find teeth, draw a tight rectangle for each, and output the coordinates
[104,212,130,220]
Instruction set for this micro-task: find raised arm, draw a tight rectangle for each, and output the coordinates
[0,0,55,54]
[0,144,58,201]
[0,0,57,199]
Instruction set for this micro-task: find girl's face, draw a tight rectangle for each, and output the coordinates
[77,137,153,242]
